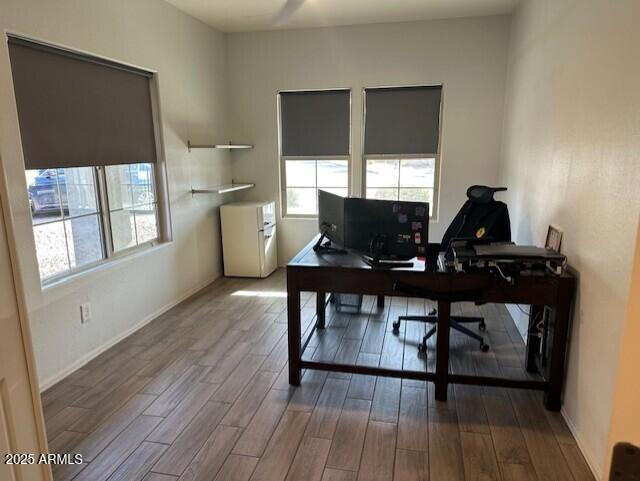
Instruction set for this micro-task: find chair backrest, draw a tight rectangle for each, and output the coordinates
[441,185,511,250]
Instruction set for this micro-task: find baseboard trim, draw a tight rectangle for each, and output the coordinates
[39,272,221,392]
[561,407,603,480]
[504,304,602,480]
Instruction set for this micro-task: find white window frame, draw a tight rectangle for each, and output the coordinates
[361,84,443,221]
[100,163,162,258]
[362,153,441,220]
[28,166,106,281]
[30,161,166,285]
[279,155,351,218]
[277,88,352,218]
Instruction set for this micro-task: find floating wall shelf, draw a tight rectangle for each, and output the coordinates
[188,140,253,151]
[191,182,255,195]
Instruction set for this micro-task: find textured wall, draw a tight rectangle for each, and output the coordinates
[500,0,640,475]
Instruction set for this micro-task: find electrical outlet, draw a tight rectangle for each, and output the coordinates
[80,303,91,324]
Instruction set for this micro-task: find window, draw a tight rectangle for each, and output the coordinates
[106,163,159,252]
[363,86,443,217]
[366,157,436,206]
[26,164,159,281]
[27,167,103,279]
[285,160,348,215]
[279,90,351,216]
[9,36,164,283]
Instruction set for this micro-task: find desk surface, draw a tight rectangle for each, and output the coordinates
[289,235,427,271]
[289,234,574,279]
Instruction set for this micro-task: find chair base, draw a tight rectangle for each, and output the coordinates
[393,311,490,353]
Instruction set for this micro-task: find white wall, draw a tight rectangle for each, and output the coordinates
[500,0,640,476]
[0,0,232,387]
[226,16,511,263]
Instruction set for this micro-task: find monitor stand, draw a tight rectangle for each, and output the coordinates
[362,234,414,269]
[313,229,347,254]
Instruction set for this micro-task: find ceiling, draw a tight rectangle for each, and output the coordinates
[165,0,520,33]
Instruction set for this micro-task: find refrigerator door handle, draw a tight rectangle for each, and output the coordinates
[259,223,275,232]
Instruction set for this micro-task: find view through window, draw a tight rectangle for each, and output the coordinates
[365,157,436,215]
[106,163,159,252]
[285,159,348,215]
[27,163,159,281]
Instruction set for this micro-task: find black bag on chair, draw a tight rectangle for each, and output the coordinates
[441,185,511,250]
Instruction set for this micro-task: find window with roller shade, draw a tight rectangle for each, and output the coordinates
[278,89,351,216]
[363,85,442,218]
[9,36,164,282]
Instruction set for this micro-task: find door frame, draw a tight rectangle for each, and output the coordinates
[0,151,53,481]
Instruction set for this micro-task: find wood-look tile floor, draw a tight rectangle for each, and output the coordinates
[42,269,595,481]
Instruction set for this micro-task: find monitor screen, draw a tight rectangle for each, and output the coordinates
[317,190,429,259]
[318,190,345,246]
[345,197,429,259]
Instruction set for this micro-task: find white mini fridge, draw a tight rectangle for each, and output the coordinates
[220,201,277,278]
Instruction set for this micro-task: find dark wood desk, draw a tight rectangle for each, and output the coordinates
[287,236,575,411]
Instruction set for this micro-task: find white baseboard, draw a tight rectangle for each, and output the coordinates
[39,272,221,392]
[504,304,602,480]
[561,408,603,480]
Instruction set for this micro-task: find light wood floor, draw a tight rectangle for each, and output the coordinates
[42,269,594,481]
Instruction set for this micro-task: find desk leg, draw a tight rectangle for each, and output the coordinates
[435,300,451,402]
[377,295,385,309]
[316,291,326,329]
[545,282,573,411]
[287,270,302,386]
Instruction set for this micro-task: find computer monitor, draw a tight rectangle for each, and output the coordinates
[317,190,429,261]
[317,189,345,247]
[345,196,429,260]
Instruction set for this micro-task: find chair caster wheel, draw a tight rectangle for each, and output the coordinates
[479,322,486,332]
[392,321,401,332]
[418,343,427,353]
[480,343,490,352]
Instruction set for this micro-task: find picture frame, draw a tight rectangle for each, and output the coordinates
[545,224,563,252]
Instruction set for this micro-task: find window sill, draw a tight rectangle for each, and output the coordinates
[40,239,172,296]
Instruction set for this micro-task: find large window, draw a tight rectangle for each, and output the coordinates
[26,164,159,281]
[363,86,442,217]
[279,89,351,216]
[9,36,164,283]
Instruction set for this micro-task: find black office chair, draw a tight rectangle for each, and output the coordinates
[392,185,511,353]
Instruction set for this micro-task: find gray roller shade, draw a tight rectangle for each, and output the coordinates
[8,36,157,170]
[364,86,442,155]
[280,90,350,157]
